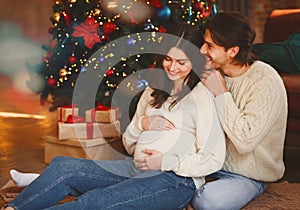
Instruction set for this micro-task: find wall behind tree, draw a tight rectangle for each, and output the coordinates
[0,0,299,45]
[218,0,300,43]
[0,0,52,44]
[248,0,300,43]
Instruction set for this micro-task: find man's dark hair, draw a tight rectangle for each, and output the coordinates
[205,12,257,66]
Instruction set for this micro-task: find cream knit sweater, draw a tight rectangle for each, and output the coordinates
[215,61,288,182]
[123,82,226,188]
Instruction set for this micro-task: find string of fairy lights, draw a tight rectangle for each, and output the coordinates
[39,0,216,102]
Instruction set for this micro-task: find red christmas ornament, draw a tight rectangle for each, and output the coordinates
[64,13,71,26]
[193,2,204,12]
[47,78,56,87]
[69,55,77,64]
[146,0,162,8]
[48,26,54,34]
[102,22,117,35]
[201,6,212,18]
[148,63,156,71]
[157,26,167,33]
[106,69,114,77]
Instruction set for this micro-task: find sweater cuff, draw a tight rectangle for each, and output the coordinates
[215,91,230,102]
[161,154,180,172]
[132,116,145,132]
[215,92,232,106]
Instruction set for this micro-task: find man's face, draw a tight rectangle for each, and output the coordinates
[200,29,231,71]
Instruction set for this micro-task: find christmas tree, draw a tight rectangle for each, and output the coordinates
[27,0,218,116]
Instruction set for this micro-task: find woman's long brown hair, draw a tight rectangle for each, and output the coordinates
[150,23,204,110]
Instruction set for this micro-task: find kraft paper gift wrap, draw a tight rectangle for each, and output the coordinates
[85,103,120,123]
[85,108,119,123]
[57,104,79,122]
[58,120,121,140]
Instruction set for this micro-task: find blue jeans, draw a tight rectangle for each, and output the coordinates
[192,170,268,210]
[8,156,196,210]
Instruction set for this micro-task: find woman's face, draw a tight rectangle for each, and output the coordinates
[162,47,192,82]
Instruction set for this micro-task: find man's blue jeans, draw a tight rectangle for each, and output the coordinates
[8,156,196,210]
[192,170,268,210]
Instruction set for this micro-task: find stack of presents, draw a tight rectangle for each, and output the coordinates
[44,104,125,164]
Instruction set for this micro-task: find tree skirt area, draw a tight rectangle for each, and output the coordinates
[1,179,299,209]
[242,181,300,210]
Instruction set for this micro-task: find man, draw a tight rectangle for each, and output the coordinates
[192,12,288,210]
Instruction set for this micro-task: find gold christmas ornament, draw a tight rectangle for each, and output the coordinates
[52,12,61,22]
[59,68,68,77]
[94,8,101,16]
[54,0,63,5]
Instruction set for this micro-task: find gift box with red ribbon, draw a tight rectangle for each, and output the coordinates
[85,103,119,123]
[57,104,79,122]
[58,115,121,140]
[44,135,125,163]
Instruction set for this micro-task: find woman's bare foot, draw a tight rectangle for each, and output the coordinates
[3,206,15,210]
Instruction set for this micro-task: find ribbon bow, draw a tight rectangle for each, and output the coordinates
[65,115,85,123]
[95,102,111,111]
[58,104,77,122]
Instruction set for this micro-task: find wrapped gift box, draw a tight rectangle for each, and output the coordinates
[44,135,126,164]
[58,120,121,140]
[85,107,119,123]
[57,105,79,122]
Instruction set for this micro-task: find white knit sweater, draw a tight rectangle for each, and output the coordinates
[215,61,288,182]
[123,82,226,188]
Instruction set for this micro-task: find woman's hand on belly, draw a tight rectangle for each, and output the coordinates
[134,149,162,171]
[141,115,175,131]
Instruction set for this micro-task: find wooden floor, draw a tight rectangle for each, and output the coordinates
[0,74,54,186]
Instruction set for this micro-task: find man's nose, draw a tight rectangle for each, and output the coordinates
[200,44,207,54]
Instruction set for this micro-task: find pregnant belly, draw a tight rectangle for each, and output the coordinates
[134,129,195,158]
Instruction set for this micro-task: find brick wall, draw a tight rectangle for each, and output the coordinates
[247,0,300,43]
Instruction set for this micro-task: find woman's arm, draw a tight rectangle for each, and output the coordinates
[122,87,153,155]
